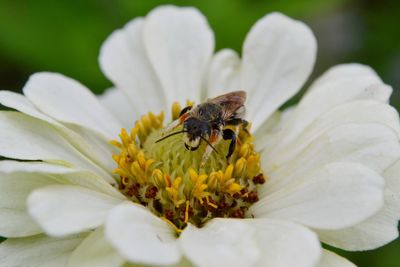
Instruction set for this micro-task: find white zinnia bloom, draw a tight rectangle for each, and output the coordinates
[0,5,399,267]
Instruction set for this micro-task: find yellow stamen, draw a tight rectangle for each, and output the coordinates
[166,177,185,207]
[109,140,122,148]
[152,169,164,187]
[186,100,194,107]
[184,201,190,223]
[172,102,182,121]
[121,176,129,186]
[206,196,218,209]
[234,157,247,178]
[161,217,182,234]
[113,106,263,231]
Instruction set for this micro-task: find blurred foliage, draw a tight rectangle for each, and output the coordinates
[0,0,399,266]
[0,0,355,92]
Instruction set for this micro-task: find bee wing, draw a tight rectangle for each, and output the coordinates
[209,91,246,120]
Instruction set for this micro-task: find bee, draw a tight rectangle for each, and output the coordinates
[156,91,248,165]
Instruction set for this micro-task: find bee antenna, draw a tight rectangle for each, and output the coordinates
[199,136,219,154]
[155,131,186,143]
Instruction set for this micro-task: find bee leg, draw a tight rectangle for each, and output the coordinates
[225,118,242,126]
[163,112,190,134]
[226,118,250,134]
[222,129,236,162]
[241,119,249,131]
[201,130,221,166]
[179,106,192,117]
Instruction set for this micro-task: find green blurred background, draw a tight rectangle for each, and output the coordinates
[0,0,399,266]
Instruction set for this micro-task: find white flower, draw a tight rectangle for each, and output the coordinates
[0,5,399,267]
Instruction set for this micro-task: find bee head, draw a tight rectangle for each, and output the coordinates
[183,118,211,149]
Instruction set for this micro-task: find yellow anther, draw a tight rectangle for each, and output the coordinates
[131,161,146,183]
[145,159,155,172]
[148,112,158,126]
[239,143,250,158]
[166,177,185,207]
[172,102,182,121]
[226,182,242,195]
[130,125,139,141]
[141,114,152,130]
[119,128,131,147]
[234,157,247,178]
[223,164,234,182]
[247,155,261,178]
[137,122,147,142]
[158,112,165,127]
[152,169,164,187]
[184,201,190,223]
[164,175,172,187]
[214,170,224,185]
[112,154,120,163]
[188,168,208,201]
[137,151,146,169]
[127,144,137,158]
[188,168,198,183]
[207,172,219,191]
[114,168,129,177]
[172,177,183,189]
[191,176,209,203]
[118,151,128,168]
[109,140,122,148]
[186,100,194,107]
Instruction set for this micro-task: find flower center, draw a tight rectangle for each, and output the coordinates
[111,102,265,233]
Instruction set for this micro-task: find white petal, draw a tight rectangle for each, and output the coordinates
[241,12,316,131]
[105,202,181,266]
[262,123,400,196]
[99,88,137,129]
[99,18,165,116]
[206,49,241,96]
[264,100,400,165]
[55,170,124,200]
[0,90,59,124]
[317,160,400,251]
[180,219,260,267]
[317,250,356,267]
[23,72,121,139]
[68,228,125,267]
[254,107,295,151]
[0,160,77,174]
[28,185,123,237]
[0,171,56,237]
[0,91,118,181]
[0,111,77,162]
[143,6,214,105]
[0,234,84,267]
[181,218,321,267]
[267,66,391,150]
[250,219,321,267]
[0,111,113,182]
[0,160,124,199]
[64,123,119,177]
[305,64,387,100]
[251,162,385,230]
[0,160,123,237]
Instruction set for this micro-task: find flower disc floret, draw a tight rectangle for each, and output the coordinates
[111,102,265,231]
